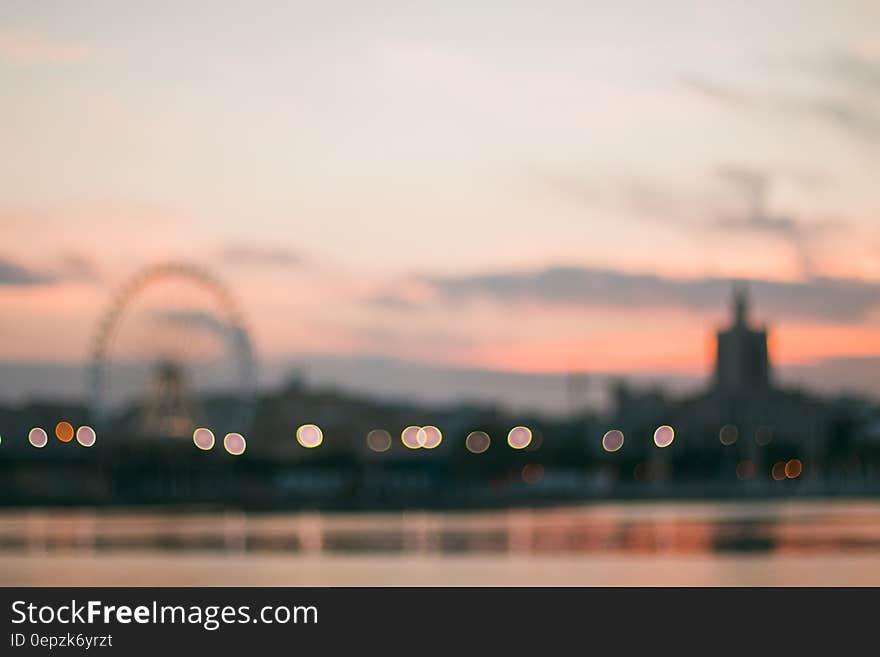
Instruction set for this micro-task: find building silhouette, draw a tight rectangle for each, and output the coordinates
[714,286,771,393]
[608,285,827,474]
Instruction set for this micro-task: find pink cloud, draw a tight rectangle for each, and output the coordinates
[0,30,92,66]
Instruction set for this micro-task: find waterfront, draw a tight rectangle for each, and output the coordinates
[2,500,880,586]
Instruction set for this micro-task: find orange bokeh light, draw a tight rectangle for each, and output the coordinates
[55,421,74,443]
[736,460,755,481]
[771,461,786,481]
[785,459,803,479]
[521,463,544,484]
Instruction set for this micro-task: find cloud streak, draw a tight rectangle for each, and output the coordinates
[220,244,302,268]
[539,164,839,277]
[0,254,102,288]
[682,73,880,141]
[53,254,102,283]
[0,257,55,286]
[712,164,842,274]
[802,49,880,97]
[399,266,880,324]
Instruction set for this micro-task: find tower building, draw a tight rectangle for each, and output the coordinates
[713,286,771,393]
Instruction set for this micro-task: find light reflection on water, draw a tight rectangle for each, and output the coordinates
[4,502,880,585]
[2,501,880,556]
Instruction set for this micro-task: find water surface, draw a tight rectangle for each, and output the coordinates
[2,500,879,585]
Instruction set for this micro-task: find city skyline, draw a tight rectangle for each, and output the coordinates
[2,1,880,408]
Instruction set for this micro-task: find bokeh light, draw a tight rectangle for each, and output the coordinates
[76,426,97,447]
[507,426,532,449]
[366,429,392,453]
[223,432,247,456]
[602,430,625,453]
[296,424,323,448]
[193,427,215,451]
[736,460,755,481]
[719,424,739,446]
[55,421,74,443]
[465,431,491,454]
[401,426,422,449]
[755,426,773,447]
[419,425,442,449]
[771,461,786,481]
[521,463,544,484]
[28,427,48,449]
[653,425,675,448]
[785,459,803,479]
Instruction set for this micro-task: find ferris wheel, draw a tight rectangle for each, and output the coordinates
[88,262,258,440]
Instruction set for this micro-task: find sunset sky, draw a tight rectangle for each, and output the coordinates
[2,1,880,409]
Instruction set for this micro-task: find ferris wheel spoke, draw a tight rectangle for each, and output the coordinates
[89,262,259,440]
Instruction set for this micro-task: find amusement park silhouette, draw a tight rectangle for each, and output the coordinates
[1,261,879,511]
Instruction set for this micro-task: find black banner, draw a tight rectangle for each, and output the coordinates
[0,587,872,654]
